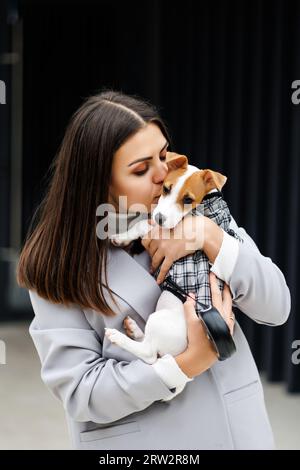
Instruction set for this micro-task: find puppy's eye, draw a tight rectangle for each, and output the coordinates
[163,185,171,195]
[183,197,194,205]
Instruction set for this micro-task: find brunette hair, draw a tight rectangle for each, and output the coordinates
[16,89,171,316]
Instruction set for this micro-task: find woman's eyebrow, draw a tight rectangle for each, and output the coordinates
[127,141,169,167]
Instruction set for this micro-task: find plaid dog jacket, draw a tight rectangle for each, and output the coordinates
[154,191,244,316]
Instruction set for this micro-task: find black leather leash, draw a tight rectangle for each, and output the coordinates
[163,275,236,361]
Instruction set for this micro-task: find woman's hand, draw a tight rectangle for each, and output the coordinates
[174,292,217,378]
[174,273,235,378]
[141,214,207,284]
[209,271,235,336]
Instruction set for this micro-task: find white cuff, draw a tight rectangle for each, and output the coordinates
[151,353,194,390]
[210,230,240,284]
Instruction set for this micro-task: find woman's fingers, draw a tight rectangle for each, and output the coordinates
[220,283,233,330]
[209,272,223,311]
[150,248,164,273]
[184,292,196,307]
[222,283,233,312]
[228,312,235,336]
[183,293,197,318]
[209,272,235,335]
[221,287,233,330]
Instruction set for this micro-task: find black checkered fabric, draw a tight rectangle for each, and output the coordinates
[155,193,244,315]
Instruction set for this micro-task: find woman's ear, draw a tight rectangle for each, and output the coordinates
[166,151,188,171]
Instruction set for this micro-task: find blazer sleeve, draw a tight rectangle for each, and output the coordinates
[28,290,183,424]
[212,216,291,326]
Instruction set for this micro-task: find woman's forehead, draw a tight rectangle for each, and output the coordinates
[114,123,166,165]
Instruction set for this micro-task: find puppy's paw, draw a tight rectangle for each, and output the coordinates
[104,328,126,346]
[110,233,133,247]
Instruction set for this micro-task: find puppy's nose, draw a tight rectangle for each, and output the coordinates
[155,212,166,226]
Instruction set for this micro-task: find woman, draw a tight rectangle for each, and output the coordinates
[17,90,291,450]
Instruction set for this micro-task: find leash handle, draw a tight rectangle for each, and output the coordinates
[163,276,236,361]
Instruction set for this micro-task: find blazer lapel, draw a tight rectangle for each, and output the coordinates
[101,245,162,322]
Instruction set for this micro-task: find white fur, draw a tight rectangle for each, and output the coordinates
[105,290,187,364]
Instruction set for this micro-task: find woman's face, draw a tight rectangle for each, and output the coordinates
[109,123,169,213]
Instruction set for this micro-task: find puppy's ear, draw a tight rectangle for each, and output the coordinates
[166,151,188,171]
[202,170,227,191]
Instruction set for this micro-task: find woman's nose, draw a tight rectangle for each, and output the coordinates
[153,162,168,184]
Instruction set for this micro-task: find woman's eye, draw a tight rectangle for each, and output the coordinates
[135,169,147,176]
[134,154,167,176]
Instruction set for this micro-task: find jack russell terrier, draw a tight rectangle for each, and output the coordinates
[105,152,238,376]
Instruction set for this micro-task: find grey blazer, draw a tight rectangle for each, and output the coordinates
[28,217,291,450]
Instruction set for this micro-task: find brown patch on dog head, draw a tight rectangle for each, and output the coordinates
[177,171,208,210]
[166,151,188,171]
[201,169,227,192]
[175,170,227,210]
[161,152,189,195]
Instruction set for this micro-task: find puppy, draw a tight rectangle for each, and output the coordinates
[105,153,228,379]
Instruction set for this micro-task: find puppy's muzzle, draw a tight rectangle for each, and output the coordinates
[155,212,166,226]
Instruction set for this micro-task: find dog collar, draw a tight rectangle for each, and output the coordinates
[202,190,223,201]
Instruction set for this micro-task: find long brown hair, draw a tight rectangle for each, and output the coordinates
[16,89,171,316]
